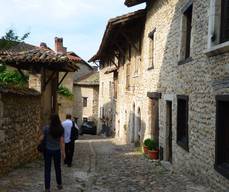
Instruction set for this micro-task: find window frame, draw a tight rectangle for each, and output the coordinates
[148,28,156,70]
[215,95,229,179]
[178,2,193,64]
[82,97,88,107]
[206,0,229,56]
[220,0,229,43]
[176,95,189,152]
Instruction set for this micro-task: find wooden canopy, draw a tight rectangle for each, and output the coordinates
[0,48,79,73]
[89,9,146,63]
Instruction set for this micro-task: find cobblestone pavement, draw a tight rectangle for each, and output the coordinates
[0,135,211,192]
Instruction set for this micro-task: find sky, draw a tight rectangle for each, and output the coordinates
[0,0,145,62]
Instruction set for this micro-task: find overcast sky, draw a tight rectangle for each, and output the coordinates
[0,0,145,62]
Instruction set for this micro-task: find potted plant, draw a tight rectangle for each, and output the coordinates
[147,139,158,160]
[143,138,151,154]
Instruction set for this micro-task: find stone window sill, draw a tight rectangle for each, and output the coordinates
[205,41,229,57]
[178,57,193,65]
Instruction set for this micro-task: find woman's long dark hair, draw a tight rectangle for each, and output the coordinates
[49,113,64,139]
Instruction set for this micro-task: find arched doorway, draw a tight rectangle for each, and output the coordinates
[131,103,135,143]
[135,107,141,144]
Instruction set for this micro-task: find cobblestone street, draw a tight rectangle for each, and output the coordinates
[0,135,211,192]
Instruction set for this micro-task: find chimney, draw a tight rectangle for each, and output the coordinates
[55,37,67,53]
[40,42,48,49]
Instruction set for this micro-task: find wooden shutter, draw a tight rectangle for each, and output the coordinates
[221,0,229,43]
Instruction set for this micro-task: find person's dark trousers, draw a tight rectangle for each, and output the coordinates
[44,149,62,190]
[64,141,75,166]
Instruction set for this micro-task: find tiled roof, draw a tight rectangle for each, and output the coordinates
[0,49,79,72]
[0,84,40,96]
[74,72,99,86]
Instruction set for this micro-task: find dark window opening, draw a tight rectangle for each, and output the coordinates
[83,97,88,107]
[220,0,229,43]
[215,96,229,179]
[148,28,156,69]
[83,117,88,122]
[177,95,189,151]
[184,4,193,59]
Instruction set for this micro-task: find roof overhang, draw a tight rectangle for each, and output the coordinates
[124,0,146,7]
[88,9,146,63]
[0,49,79,72]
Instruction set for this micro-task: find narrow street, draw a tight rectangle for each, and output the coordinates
[0,135,210,192]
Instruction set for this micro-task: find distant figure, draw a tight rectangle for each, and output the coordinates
[40,113,65,192]
[62,114,78,167]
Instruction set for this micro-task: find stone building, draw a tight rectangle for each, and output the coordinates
[90,0,229,190]
[90,10,145,136]
[73,72,99,127]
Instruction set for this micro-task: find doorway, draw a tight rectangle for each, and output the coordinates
[166,101,172,163]
[131,103,135,143]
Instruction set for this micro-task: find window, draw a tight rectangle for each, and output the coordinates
[179,3,193,62]
[100,107,104,118]
[148,28,156,69]
[114,71,118,99]
[83,117,88,122]
[109,81,113,98]
[126,63,130,90]
[207,0,229,55]
[220,0,229,43]
[101,82,104,96]
[177,95,189,151]
[215,95,229,179]
[82,97,87,107]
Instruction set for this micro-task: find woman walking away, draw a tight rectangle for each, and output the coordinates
[41,113,65,192]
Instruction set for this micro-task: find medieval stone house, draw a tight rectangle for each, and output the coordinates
[73,71,99,127]
[91,0,229,190]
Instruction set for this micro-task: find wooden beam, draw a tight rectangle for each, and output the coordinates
[113,42,130,62]
[119,30,140,54]
[17,69,26,78]
[110,58,118,68]
[43,71,56,91]
[58,72,69,87]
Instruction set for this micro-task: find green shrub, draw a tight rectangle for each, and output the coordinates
[57,85,73,98]
[0,68,28,86]
[147,139,157,151]
[143,138,152,147]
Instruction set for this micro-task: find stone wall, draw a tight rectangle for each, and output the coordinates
[140,0,229,190]
[98,70,115,134]
[0,89,41,176]
[98,0,229,190]
[73,85,99,127]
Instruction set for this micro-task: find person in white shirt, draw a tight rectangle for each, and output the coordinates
[62,114,76,167]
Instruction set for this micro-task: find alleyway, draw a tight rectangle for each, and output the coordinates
[0,136,210,192]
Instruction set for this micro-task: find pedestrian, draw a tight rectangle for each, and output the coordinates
[62,114,78,167]
[40,113,65,192]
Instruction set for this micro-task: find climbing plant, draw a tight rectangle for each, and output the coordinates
[0,68,28,86]
[57,85,73,98]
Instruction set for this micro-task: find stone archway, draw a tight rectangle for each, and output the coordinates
[131,103,135,143]
[135,107,141,144]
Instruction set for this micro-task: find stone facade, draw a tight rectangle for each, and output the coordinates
[73,72,99,127]
[94,0,229,190]
[97,70,116,134]
[0,88,40,175]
